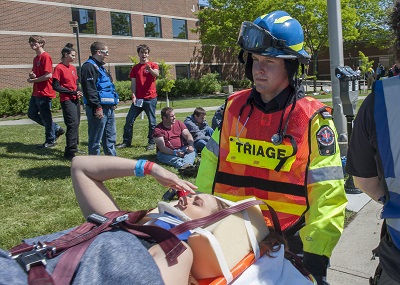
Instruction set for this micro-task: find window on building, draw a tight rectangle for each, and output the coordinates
[172,19,187,39]
[210,65,222,77]
[111,12,132,36]
[115,66,132,81]
[144,16,162,38]
[71,8,96,34]
[176,65,190,79]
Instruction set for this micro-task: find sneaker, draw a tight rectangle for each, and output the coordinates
[55,128,65,141]
[178,164,198,177]
[64,153,75,161]
[76,149,86,154]
[146,144,155,151]
[116,143,131,149]
[37,142,56,148]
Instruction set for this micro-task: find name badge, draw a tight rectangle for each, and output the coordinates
[227,136,295,172]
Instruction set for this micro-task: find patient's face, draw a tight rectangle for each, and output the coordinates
[174,194,220,220]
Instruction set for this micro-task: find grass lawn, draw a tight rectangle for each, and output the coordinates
[0,94,361,250]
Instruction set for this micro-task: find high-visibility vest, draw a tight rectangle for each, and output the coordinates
[214,89,335,230]
[374,77,400,249]
[83,58,119,105]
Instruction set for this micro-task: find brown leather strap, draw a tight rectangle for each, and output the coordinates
[171,200,264,235]
[51,239,95,285]
[28,265,54,285]
[122,222,187,264]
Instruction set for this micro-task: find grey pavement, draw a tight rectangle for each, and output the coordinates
[0,96,366,126]
[329,198,382,285]
[0,105,222,126]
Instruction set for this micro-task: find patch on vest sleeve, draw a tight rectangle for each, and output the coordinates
[316,126,336,156]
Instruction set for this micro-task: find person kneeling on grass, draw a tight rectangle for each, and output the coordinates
[153,107,198,176]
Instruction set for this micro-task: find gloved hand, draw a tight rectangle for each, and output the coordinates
[303,252,329,285]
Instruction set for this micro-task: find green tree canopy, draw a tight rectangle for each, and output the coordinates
[195,0,394,77]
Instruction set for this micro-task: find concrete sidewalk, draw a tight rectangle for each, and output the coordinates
[0,105,222,126]
[328,197,383,285]
[0,97,366,126]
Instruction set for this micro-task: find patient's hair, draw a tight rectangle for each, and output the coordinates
[260,232,288,257]
[214,198,230,212]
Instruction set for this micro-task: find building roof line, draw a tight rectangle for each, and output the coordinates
[6,0,199,21]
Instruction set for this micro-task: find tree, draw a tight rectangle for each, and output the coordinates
[145,22,160,37]
[195,0,391,79]
[194,0,273,50]
[347,0,393,50]
[156,60,175,107]
[358,51,374,77]
[111,13,131,36]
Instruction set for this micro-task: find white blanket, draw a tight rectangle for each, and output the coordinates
[233,246,314,285]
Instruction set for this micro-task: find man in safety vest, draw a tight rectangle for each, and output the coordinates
[196,11,347,285]
[346,2,400,284]
[81,41,119,156]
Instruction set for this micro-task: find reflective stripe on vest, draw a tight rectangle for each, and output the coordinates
[84,59,119,105]
[374,77,400,249]
[214,89,331,230]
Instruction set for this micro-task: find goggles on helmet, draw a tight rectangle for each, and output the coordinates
[237,21,307,60]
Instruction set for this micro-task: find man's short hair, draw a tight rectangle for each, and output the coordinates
[193,107,206,117]
[161,107,174,119]
[90,42,107,55]
[137,44,150,54]
[29,35,45,47]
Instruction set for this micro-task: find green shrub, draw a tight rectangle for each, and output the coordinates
[114,81,131,102]
[0,87,62,117]
[199,73,221,94]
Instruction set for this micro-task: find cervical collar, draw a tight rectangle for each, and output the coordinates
[157,201,192,221]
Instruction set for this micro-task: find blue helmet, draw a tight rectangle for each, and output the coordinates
[238,10,310,61]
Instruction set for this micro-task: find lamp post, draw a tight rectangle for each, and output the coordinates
[69,21,84,112]
[69,21,82,78]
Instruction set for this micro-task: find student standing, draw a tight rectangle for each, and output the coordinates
[27,35,64,148]
[52,43,83,161]
[81,42,119,156]
[117,44,159,151]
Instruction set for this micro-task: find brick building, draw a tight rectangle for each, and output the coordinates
[1,0,394,90]
[0,0,241,90]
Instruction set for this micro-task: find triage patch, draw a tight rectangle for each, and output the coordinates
[316,126,336,156]
[226,136,295,172]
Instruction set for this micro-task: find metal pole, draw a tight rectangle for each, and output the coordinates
[75,26,82,79]
[69,21,84,113]
[327,0,347,140]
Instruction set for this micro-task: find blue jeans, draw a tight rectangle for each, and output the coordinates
[0,229,164,285]
[28,96,61,144]
[157,146,196,169]
[193,126,214,152]
[122,98,157,145]
[86,105,117,156]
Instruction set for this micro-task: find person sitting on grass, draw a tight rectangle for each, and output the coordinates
[153,107,198,176]
[184,107,214,153]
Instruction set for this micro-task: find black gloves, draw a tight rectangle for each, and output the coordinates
[303,252,330,285]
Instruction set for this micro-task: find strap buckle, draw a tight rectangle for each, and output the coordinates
[111,214,129,226]
[13,245,54,272]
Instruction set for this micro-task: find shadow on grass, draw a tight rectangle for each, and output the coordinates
[18,165,71,180]
[0,142,63,157]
